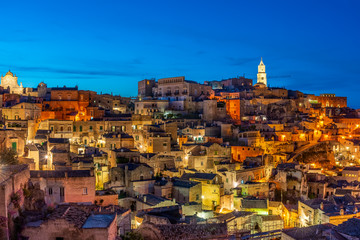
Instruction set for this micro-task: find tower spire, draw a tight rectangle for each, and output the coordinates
[257,57,267,86]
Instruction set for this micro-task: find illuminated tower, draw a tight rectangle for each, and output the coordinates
[257,57,267,86]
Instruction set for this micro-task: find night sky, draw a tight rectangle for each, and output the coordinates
[1,1,360,107]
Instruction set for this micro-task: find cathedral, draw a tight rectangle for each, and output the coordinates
[1,70,24,94]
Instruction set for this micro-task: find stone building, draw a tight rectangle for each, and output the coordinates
[0,129,27,156]
[231,146,264,163]
[105,163,154,197]
[138,79,156,98]
[205,76,253,91]
[183,142,231,172]
[109,148,140,168]
[30,170,96,206]
[172,179,202,204]
[181,172,222,211]
[202,100,227,122]
[151,76,213,100]
[310,93,347,108]
[2,102,41,120]
[225,99,245,124]
[41,87,104,121]
[142,126,171,153]
[38,119,73,139]
[134,99,169,115]
[21,205,117,240]
[47,138,71,170]
[139,153,175,175]
[101,132,134,151]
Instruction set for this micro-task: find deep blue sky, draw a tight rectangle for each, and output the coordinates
[1,1,360,107]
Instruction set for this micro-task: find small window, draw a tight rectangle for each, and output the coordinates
[89,126,93,131]
[48,187,53,195]
[73,126,76,132]
[79,126,83,132]
[83,188,88,195]
[100,126,103,130]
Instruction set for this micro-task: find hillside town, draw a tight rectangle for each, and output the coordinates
[1,59,360,240]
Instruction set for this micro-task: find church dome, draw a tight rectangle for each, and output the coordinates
[5,70,14,77]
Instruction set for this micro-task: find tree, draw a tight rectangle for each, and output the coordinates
[0,148,18,165]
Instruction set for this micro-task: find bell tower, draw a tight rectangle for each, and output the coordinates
[257,57,267,86]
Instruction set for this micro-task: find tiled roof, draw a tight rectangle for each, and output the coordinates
[30,170,92,178]
[173,179,200,188]
[181,172,217,181]
[48,138,69,144]
[139,194,170,206]
[343,166,360,171]
[118,163,151,171]
[335,218,360,238]
[241,199,268,209]
[47,206,88,228]
[282,224,345,240]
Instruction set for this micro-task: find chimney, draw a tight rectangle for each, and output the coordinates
[144,196,147,203]
[320,202,324,210]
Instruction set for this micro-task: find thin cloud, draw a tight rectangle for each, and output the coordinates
[226,57,258,66]
[268,75,292,79]
[0,64,139,77]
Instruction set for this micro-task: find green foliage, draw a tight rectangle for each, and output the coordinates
[121,231,144,240]
[0,148,18,165]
